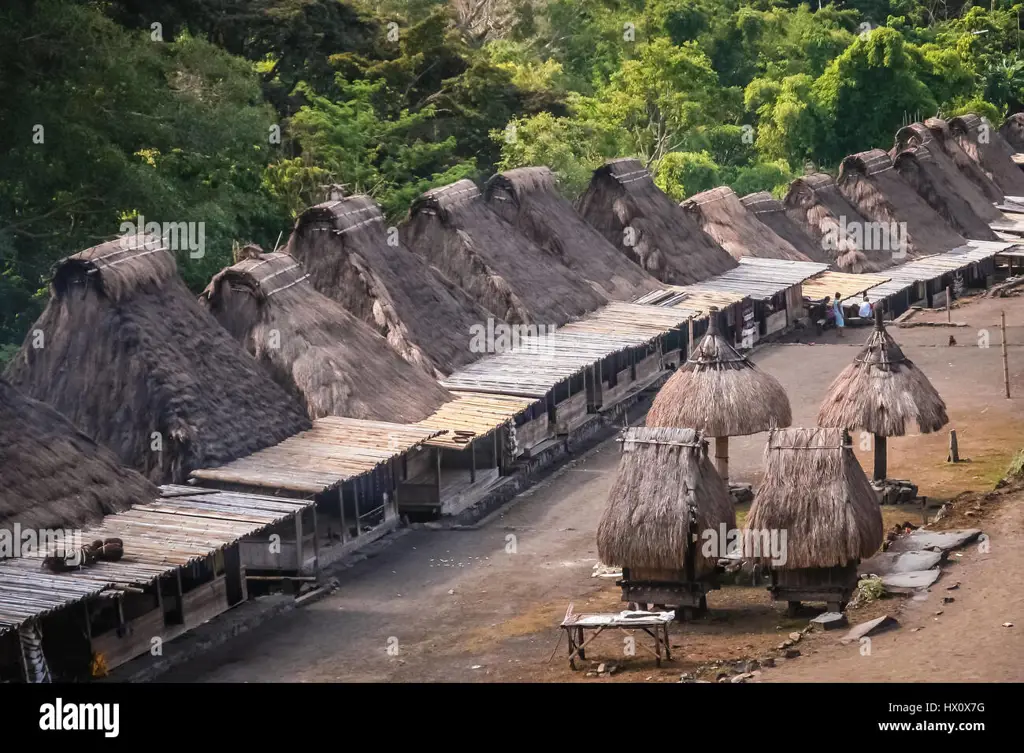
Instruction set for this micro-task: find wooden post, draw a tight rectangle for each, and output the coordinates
[715,436,729,486]
[339,484,347,543]
[354,476,362,535]
[946,285,952,322]
[947,430,960,463]
[873,434,887,482]
[294,509,304,574]
[435,447,442,504]
[1001,310,1011,398]
[311,504,321,579]
[470,440,476,483]
[688,317,694,358]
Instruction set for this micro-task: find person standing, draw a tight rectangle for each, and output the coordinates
[832,292,845,337]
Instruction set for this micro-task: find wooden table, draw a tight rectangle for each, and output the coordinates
[559,603,674,670]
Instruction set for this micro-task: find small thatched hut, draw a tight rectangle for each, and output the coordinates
[739,191,830,264]
[575,159,739,285]
[837,149,967,256]
[680,186,812,262]
[596,426,735,615]
[1,378,158,532]
[401,179,606,326]
[287,195,491,378]
[200,251,453,423]
[817,308,949,482]
[747,427,883,613]
[949,114,1024,196]
[999,112,1024,153]
[483,167,660,301]
[924,117,1004,203]
[3,234,311,484]
[645,309,792,485]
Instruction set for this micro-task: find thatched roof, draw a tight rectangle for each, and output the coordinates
[1,378,158,533]
[783,173,888,273]
[575,159,739,285]
[484,167,660,301]
[746,428,883,570]
[680,186,812,262]
[287,195,490,377]
[200,252,453,423]
[401,179,606,326]
[837,149,967,255]
[817,309,949,437]
[3,234,311,485]
[892,144,1000,241]
[999,112,1024,152]
[949,114,1024,196]
[924,117,1004,203]
[645,311,792,436]
[739,192,830,264]
[596,427,735,576]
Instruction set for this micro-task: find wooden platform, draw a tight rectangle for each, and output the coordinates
[560,603,673,670]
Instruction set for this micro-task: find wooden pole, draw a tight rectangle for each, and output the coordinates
[688,317,694,358]
[715,436,729,486]
[946,285,951,322]
[1001,310,1011,398]
[947,430,960,463]
[873,434,887,482]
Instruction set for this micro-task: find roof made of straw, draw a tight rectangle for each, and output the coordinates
[201,252,453,423]
[645,313,792,436]
[484,166,660,301]
[596,426,735,576]
[746,427,883,570]
[287,195,491,377]
[739,191,831,264]
[949,114,1024,196]
[999,112,1024,153]
[924,117,1004,202]
[0,378,158,532]
[817,311,949,437]
[3,234,311,485]
[680,186,812,262]
[575,158,739,285]
[402,179,607,326]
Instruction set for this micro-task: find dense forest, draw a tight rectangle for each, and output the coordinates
[3,0,1024,357]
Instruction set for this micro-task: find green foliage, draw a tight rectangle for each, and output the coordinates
[655,151,721,201]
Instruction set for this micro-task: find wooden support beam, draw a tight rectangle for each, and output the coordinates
[294,508,304,573]
[874,434,888,482]
[311,504,321,579]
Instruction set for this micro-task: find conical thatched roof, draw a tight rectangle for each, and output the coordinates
[949,114,1024,196]
[596,427,735,576]
[401,179,606,326]
[680,186,812,262]
[645,312,792,436]
[1,378,158,532]
[817,310,949,437]
[924,117,1004,203]
[484,166,660,301]
[999,112,1024,153]
[747,427,883,570]
[287,195,491,377]
[739,191,831,264]
[838,149,967,256]
[200,252,453,423]
[3,234,311,484]
[575,159,739,285]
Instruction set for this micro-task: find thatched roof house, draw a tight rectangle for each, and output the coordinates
[924,117,1004,203]
[3,235,311,484]
[286,195,491,378]
[1,378,158,532]
[200,251,453,423]
[746,428,883,570]
[575,159,739,285]
[484,167,660,301]
[401,179,606,326]
[739,191,830,264]
[837,149,967,256]
[596,427,735,578]
[680,186,812,262]
[999,112,1024,152]
[949,114,1024,196]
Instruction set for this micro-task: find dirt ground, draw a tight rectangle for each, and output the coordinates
[159,291,1024,683]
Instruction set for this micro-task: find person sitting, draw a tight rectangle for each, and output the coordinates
[858,293,873,319]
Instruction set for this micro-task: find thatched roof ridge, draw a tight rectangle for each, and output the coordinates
[949,114,1024,195]
[596,426,735,575]
[681,186,812,262]
[1,378,158,532]
[739,191,830,263]
[999,112,1024,152]
[484,166,660,301]
[52,233,177,303]
[924,118,1004,202]
[403,179,607,325]
[817,310,949,437]
[576,158,739,285]
[645,311,792,436]
[747,427,883,569]
[200,252,453,423]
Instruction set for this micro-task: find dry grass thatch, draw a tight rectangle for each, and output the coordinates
[575,159,739,285]
[596,427,735,576]
[746,428,883,570]
[739,191,831,264]
[680,186,812,262]
[200,251,453,423]
[837,149,967,255]
[924,117,1004,202]
[484,166,660,301]
[3,233,311,485]
[817,311,949,437]
[645,312,792,436]
[287,195,491,378]
[401,179,606,326]
[949,114,1024,196]
[1,378,158,532]
[999,112,1024,153]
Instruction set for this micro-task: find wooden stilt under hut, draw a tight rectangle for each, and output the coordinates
[596,427,735,620]
[747,427,883,615]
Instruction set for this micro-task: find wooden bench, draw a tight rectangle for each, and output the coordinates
[559,602,674,670]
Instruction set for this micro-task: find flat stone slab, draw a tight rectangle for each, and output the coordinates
[859,550,943,577]
[841,615,899,644]
[885,529,981,554]
[880,570,941,593]
[811,612,848,630]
